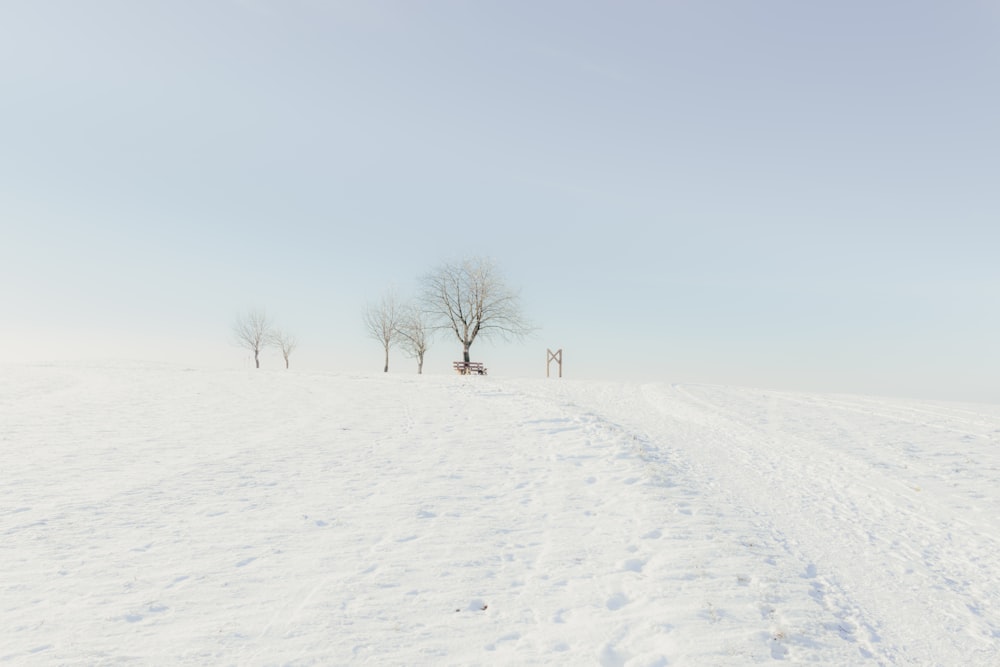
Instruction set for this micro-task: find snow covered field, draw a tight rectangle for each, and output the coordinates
[3,364,999,665]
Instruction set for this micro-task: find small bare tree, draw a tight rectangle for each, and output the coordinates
[364,291,402,372]
[421,257,532,363]
[395,305,433,374]
[270,330,298,369]
[234,309,273,369]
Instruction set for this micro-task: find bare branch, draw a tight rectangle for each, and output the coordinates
[233,309,273,369]
[420,257,533,363]
[395,304,434,374]
[270,329,298,369]
[364,290,403,372]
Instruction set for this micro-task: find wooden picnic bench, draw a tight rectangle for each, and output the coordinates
[453,361,487,375]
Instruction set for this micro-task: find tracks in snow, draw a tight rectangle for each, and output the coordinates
[567,381,1000,666]
[4,366,998,666]
[514,380,876,664]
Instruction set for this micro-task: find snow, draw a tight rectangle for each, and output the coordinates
[2,363,999,665]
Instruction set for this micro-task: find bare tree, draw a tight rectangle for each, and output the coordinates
[395,305,433,374]
[363,291,402,372]
[270,329,298,369]
[421,257,532,363]
[234,309,273,369]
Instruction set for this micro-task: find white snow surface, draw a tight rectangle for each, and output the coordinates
[3,364,1000,666]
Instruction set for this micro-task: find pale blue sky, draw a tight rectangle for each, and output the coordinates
[2,0,998,401]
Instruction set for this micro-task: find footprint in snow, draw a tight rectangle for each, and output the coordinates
[485,632,520,650]
[606,592,629,610]
[770,633,789,660]
[623,558,645,573]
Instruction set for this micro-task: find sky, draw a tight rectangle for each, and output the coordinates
[2,0,999,402]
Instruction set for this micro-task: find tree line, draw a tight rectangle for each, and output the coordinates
[234,257,531,372]
[366,257,533,373]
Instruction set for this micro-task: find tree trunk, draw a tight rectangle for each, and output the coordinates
[284,356,289,369]
[417,354,424,375]
[384,346,389,373]
[463,343,471,363]
[255,348,260,369]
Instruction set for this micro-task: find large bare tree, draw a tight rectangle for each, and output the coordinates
[270,329,298,369]
[364,291,402,372]
[421,257,532,363]
[234,309,273,369]
[395,305,433,374]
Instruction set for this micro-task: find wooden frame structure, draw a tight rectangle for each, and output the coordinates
[546,348,563,378]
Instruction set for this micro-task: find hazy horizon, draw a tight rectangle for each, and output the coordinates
[3,1,998,403]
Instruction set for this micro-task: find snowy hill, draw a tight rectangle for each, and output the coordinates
[2,364,999,665]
